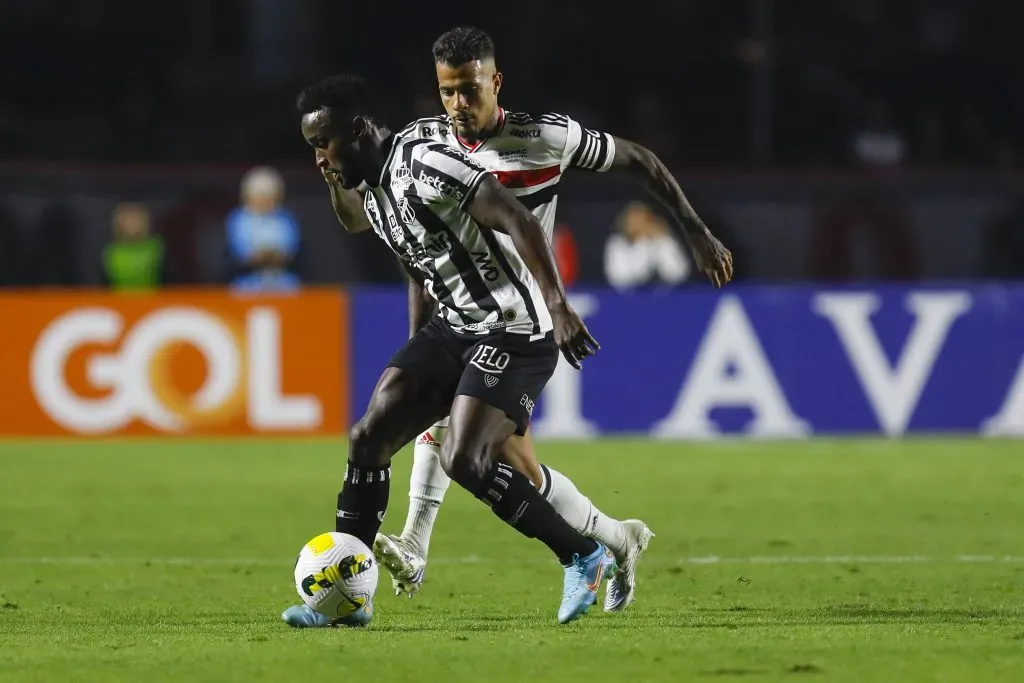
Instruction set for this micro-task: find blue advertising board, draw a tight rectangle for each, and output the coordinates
[349,285,1024,438]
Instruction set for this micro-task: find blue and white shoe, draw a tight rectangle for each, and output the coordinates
[281,604,331,628]
[373,533,427,598]
[558,543,617,624]
[280,603,373,628]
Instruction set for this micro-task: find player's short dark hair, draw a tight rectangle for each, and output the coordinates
[296,74,381,121]
[432,27,495,66]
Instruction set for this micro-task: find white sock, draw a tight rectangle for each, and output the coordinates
[539,464,628,558]
[401,421,451,557]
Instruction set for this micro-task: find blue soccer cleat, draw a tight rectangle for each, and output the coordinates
[558,543,617,624]
[281,604,332,628]
[280,603,373,629]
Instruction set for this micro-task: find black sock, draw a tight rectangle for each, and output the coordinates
[473,461,598,565]
[334,461,390,548]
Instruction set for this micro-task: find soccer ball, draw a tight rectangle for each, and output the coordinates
[293,532,378,626]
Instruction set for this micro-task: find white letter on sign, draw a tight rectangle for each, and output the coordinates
[31,308,131,433]
[982,357,1024,436]
[530,294,599,439]
[248,307,322,429]
[653,296,809,439]
[813,291,971,436]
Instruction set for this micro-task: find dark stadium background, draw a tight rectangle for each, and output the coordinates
[2,0,1021,286]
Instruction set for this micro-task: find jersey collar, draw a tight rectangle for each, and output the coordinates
[454,108,505,153]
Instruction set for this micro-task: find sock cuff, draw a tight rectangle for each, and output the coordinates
[345,462,391,485]
[538,463,552,499]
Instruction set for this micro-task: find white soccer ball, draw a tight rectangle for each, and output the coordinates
[293,532,378,625]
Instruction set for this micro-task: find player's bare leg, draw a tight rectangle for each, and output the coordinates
[378,426,652,611]
[501,430,654,612]
[440,395,614,623]
[283,366,446,628]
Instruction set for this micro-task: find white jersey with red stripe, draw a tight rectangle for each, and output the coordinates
[398,109,617,240]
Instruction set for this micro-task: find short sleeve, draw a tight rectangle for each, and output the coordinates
[561,116,616,173]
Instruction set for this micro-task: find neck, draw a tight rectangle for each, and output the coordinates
[461,107,502,144]
[362,126,394,186]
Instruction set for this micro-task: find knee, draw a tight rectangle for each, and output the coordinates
[348,414,389,467]
[440,435,501,485]
[501,436,543,489]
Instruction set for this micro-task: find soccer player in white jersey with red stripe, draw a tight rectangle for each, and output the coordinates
[373,27,734,612]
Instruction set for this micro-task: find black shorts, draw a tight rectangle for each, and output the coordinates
[386,318,559,435]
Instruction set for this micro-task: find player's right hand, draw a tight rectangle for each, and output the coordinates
[550,302,600,370]
[691,231,734,288]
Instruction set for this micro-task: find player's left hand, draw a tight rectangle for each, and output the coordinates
[550,302,600,370]
[690,230,734,288]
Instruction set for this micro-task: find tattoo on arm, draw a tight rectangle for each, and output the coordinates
[610,136,708,245]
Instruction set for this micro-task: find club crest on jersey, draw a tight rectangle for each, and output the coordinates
[396,197,416,224]
[391,163,414,193]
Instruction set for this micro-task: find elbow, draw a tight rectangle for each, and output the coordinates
[617,138,657,175]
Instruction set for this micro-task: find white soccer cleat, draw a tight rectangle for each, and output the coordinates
[373,533,427,598]
[604,519,654,612]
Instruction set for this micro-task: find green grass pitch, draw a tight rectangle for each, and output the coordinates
[1,438,1022,682]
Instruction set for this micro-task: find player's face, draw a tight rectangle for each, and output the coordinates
[436,59,501,141]
[300,108,364,189]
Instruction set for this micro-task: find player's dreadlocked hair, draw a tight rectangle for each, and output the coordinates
[432,27,495,66]
[295,74,382,121]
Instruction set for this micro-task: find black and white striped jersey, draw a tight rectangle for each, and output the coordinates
[404,109,617,241]
[362,133,552,338]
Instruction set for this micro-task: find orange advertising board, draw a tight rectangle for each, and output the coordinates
[0,289,347,437]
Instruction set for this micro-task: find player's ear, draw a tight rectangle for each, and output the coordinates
[352,115,371,138]
[493,71,503,96]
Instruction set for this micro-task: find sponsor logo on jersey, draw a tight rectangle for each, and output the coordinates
[419,170,465,202]
[387,214,403,243]
[422,232,451,258]
[509,128,541,139]
[497,149,529,162]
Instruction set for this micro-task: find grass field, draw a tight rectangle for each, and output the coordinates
[1,439,1022,682]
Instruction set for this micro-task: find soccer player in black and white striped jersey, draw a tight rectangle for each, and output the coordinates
[372,27,734,614]
[284,74,617,628]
